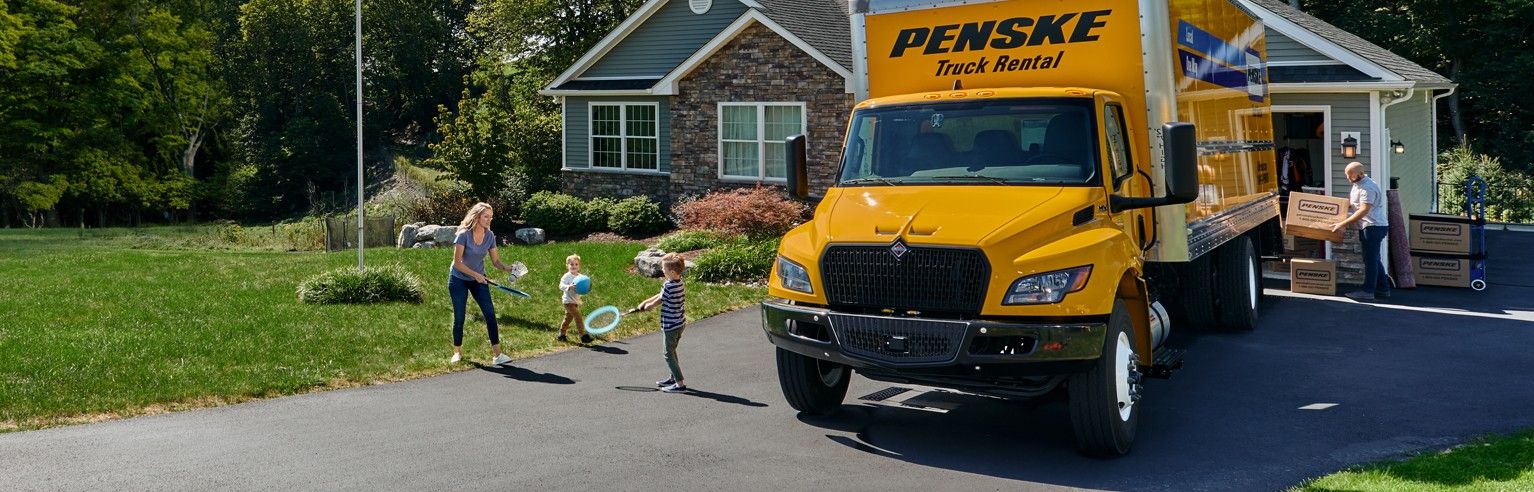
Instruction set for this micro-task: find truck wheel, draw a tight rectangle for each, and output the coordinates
[1215,236,1260,331]
[1179,254,1220,330]
[776,348,850,415]
[1068,299,1140,457]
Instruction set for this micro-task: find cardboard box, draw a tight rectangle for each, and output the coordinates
[1284,192,1350,243]
[1411,253,1486,289]
[1408,214,1483,255]
[1290,259,1337,296]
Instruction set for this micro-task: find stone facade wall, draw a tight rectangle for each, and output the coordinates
[560,170,672,206]
[668,23,853,201]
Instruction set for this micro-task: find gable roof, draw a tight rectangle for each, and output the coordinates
[1243,0,1453,87]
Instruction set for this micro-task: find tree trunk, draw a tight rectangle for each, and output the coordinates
[1448,59,1467,146]
[2,198,10,228]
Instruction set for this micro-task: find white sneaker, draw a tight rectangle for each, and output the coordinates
[491,354,513,366]
[450,353,461,363]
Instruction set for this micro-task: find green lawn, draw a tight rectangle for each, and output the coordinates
[0,227,766,432]
[1295,430,1534,491]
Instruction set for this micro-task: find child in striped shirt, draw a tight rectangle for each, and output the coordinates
[637,253,687,393]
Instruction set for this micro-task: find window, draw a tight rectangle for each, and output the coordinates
[589,103,659,171]
[719,103,806,180]
[1103,104,1133,187]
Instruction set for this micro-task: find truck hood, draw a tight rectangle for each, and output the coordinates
[817,186,1097,247]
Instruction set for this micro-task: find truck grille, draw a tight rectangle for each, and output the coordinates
[830,314,966,364]
[820,245,990,316]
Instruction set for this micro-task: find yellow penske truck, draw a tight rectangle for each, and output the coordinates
[764,0,1281,456]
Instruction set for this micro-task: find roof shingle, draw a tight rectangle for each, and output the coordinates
[1245,0,1452,85]
[753,0,853,70]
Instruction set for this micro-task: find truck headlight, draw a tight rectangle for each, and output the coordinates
[777,256,813,294]
[1004,266,1092,305]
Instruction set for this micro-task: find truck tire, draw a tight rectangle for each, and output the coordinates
[1179,254,1220,330]
[776,348,850,416]
[1068,299,1140,457]
[1214,236,1260,331]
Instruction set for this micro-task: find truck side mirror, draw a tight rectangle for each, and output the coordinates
[1161,122,1199,205]
[1109,122,1201,212]
[785,134,809,199]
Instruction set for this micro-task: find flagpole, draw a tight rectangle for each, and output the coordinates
[354,0,365,272]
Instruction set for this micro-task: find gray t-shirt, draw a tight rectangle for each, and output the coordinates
[1349,176,1388,227]
[449,229,496,281]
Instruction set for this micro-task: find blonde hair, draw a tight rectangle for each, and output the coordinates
[661,253,684,274]
[457,202,493,233]
[566,254,581,265]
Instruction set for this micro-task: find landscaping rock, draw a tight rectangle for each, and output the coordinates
[515,227,546,245]
[415,225,443,242]
[634,248,667,277]
[432,225,457,244]
[397,224,419,248]
[412,241,436,249]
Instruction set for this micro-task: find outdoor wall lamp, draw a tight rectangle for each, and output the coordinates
[1392,140,1406,154]
[1341,135,1359,159]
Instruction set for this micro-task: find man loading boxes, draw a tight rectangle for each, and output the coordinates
[1329,162,1392,301]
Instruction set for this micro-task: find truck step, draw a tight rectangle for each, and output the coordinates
[1144,348,1186,380]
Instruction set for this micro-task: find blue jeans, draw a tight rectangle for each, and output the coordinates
[1360,226,1392,295]
[449,276,499,346]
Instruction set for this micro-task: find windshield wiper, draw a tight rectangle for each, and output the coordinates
[921,174,1011,185]
[840,177,900,186]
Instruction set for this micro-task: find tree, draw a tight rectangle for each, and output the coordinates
[123,2,228,179]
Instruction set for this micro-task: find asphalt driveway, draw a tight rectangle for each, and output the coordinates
[3,231,1531,491]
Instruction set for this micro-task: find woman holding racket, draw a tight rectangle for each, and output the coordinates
[448,202,518,366]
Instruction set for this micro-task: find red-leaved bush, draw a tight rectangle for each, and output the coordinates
[674,186,809,236]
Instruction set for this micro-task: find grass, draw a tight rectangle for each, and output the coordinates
[1294,429,1534,491]
[0,226,766,432]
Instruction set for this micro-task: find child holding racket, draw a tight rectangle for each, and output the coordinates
[637,253,687,393]
[558,255,592,344]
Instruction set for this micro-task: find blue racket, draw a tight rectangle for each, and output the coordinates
[584,305,635,335]
[485,279,531,298]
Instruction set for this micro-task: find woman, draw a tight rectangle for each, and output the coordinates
[449,202,517,365]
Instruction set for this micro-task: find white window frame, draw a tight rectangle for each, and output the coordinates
[587,101,661,173]
[717,102,808,182]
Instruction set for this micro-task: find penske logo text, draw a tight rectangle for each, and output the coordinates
[1296,269,1331,281]
[1420,223,1461,235]
[1298,199,1340,215]
[1420,259,1461,271]
[888,10,1112,58]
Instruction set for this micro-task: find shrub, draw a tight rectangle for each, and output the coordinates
[523,191,590,236]
[674,187,808,236]
[656,230,738,253]
[583,197,618,233]
[608,196,670,236]
[690,237,780,283]
[1436,146,1534,223]
[297,266,425,304]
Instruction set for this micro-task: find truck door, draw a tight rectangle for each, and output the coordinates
[1098,98,1150,250]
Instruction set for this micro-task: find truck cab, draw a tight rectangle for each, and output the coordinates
[761,0,1280,457]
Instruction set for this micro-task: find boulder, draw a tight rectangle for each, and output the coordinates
[515,227,546,245]
[412,241,436,249]
[415,224,443,243]
[634,248,667,278]
[397,224,419,248]
[432,226,456,244]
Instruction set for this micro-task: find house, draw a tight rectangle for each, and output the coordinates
[543,0,1454,283]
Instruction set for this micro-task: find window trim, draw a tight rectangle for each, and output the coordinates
[587,101,661,172]
[1103,103,1135,189]
[716,102,808,182]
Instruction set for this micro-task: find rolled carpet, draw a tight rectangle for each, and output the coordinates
[1387,188,1417,288]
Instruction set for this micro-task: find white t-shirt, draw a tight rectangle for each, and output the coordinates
[559,272,581,305]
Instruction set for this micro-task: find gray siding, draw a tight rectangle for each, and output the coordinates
[582,0,751,79]
[1265,27,1331,63]
[564,96,672,172]
[1386,93,1434,216]
[1270,92,1373,198]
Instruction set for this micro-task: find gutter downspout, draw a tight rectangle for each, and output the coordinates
[1378,87,1413,266]
[1431,87,1458,212]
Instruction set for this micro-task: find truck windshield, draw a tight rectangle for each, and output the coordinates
[838,99,1100,186]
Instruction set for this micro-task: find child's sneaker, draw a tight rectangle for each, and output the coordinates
[580,334,593,344]
[660,383,688,393]
[656,378,675,387]
[557,334,569,343]
[491,354,513,366]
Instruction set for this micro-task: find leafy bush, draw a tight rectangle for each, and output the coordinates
[656,230,738,253]
[608,196,670,236]
[674,187,808,236]
[690,237,780,283]
[297,266,424,304]
[523,191,590,236]
[583,197,618,233]
[1436,146,1534,223]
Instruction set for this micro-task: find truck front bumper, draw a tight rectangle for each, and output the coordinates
[760,299,1106,375]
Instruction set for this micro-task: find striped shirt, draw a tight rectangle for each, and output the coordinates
[660,279,685,331]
